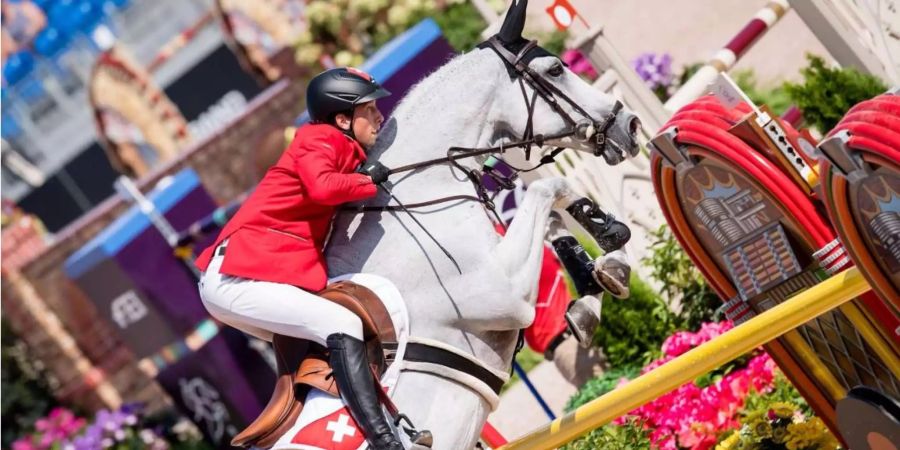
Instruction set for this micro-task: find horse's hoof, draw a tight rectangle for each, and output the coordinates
[592,253,631,299]
[565,295,602,348]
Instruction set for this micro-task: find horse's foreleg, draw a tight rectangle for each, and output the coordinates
[548,207,632,300]
[494,178,579,303]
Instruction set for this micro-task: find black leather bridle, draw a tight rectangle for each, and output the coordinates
[348,37,624,213]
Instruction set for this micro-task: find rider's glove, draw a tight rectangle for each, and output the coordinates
[358,161,391,185]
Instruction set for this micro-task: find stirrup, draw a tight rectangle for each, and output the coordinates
[395,414,433,448]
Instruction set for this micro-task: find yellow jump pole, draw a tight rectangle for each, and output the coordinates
[498,267,870,450]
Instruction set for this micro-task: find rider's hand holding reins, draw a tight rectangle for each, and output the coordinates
[359,161,391,185]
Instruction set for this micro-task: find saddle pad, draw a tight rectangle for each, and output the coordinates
[271,274,411,450]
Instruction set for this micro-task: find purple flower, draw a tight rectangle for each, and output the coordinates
[632,52,674,90]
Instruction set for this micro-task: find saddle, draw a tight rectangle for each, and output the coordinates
[231,281,398,448]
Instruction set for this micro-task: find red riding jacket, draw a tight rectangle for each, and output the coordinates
[195,124,377,291]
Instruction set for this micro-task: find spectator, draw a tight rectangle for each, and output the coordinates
[1,0,47,47]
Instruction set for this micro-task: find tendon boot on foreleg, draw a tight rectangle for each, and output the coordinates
[563,199,632,298]
[547,213,603,347]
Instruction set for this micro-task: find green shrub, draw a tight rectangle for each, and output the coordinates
[538,29,569,56]
[593,276,681,367]
[2,320,59,448]
[784,54,887,133]
[643,225,720,331]
[565,365,641,412]
[562,419,652,450]
[733,69,793,116]
[428,2,487,52]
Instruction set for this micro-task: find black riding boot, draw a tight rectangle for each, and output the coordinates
[327,333,404,450]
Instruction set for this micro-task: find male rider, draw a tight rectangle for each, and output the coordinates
[196,67,418,450]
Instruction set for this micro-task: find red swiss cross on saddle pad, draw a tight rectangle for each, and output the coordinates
[290,406,366,450]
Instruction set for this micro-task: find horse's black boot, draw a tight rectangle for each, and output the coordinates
[327,333,404,450]
[565,198,631,252]
[551,236,602,296]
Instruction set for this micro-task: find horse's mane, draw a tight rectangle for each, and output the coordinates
[384,48,503,131]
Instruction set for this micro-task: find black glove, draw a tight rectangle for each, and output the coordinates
[358,160,391,184]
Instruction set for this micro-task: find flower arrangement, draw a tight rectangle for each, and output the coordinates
[716,404,840,450]
[567,320,843,450]
[11,407,84,450]
[11,405,203,450]
[615,321,778,450]
[561,49,598,80]
[632,52,674,99]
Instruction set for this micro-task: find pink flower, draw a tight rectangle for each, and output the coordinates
[608,321,780,449]
[12,437,37,450]
[560,49,598,79]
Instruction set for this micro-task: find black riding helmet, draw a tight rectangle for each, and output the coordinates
[306,67,391,125]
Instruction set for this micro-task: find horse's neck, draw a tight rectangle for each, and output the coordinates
[370,50,508,185]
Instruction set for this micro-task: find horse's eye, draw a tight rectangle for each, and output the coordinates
[548,63,564,77]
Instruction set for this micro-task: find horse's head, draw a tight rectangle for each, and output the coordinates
[479,0,640,165]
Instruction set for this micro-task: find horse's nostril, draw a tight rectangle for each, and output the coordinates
[628,116,641,137]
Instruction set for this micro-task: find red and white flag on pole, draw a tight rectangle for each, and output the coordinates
[545,0,580,31]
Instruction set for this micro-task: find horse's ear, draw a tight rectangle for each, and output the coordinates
[498,0,527,44]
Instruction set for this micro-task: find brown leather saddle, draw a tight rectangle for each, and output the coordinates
[230,280,398,448]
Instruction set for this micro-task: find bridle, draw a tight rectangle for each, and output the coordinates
[347,37,624,216]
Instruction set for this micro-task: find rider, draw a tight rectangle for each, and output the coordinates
[195,67,413,450]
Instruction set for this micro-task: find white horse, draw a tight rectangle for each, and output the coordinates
[321,2,640,448]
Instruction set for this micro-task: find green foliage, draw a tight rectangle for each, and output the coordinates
[643,225,720,331]
[428,1,487,53]
[565,365,641,412]
[732,70,793,116]
[742,371,811,417]
[593,276,681,367]
[784,54,887,133]
[2,319,59,448]
[538,29,569,56]
[562,419,652,450]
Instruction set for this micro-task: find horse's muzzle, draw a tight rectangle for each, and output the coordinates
[598,110,641,165]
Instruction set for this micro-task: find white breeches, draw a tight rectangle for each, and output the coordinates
[198,242,363,346]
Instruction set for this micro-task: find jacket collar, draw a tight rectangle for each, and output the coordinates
[305,123,368,161]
